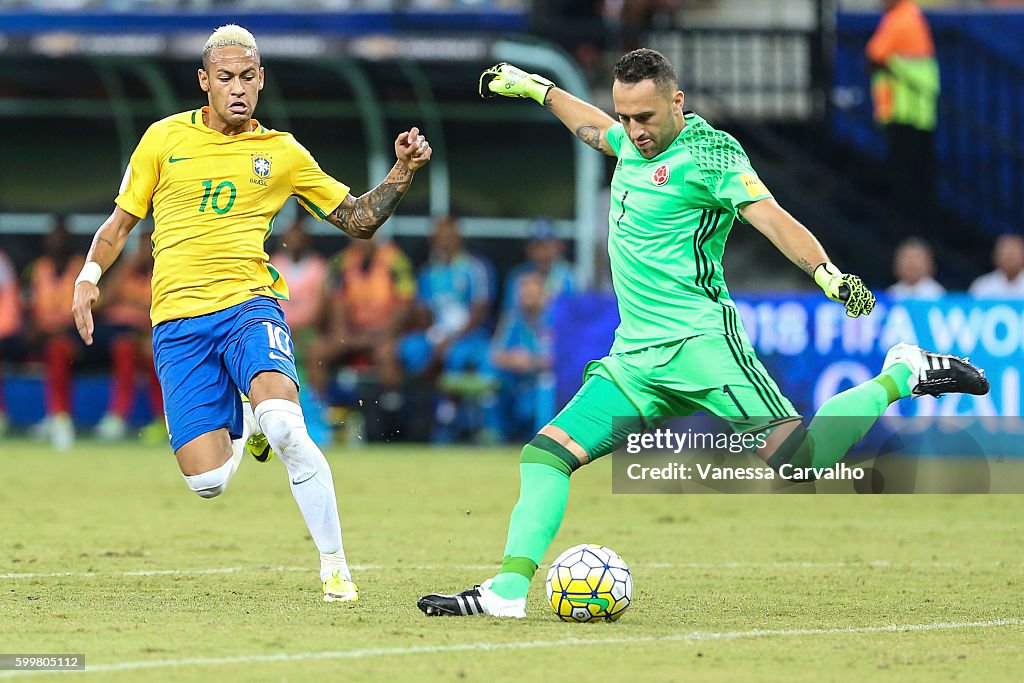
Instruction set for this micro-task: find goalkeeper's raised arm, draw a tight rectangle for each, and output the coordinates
[479,62,617,156]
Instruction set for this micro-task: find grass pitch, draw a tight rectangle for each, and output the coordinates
[2,440,1023,682]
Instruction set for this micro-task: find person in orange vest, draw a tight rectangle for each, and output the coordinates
[92,231,165,441]
[24,218,85,449]
[866,0,940,226]
[309,235,416,400]
[0,248,25,437]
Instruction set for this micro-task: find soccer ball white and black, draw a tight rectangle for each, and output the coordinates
[545,543,633,622]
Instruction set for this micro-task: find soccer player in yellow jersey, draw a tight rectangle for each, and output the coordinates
[71,24,431,602]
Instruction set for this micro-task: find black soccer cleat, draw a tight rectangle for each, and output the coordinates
[884,343,990,398]
[417,580,526,618]
[418,585,487,617]
[914,351,990,398]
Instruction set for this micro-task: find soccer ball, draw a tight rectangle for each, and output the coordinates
[546,544,633,622]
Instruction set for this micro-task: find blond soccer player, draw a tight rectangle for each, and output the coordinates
[71,25,431,602]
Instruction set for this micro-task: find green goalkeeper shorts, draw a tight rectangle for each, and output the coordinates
[550,334,800,460]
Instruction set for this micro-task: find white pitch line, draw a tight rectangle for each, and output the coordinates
[0,567,306,580]
[1,618,1020,679]
[1,560,1014,581]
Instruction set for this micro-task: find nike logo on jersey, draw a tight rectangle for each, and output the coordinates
[268,352,291,362]
[168,156,194,163]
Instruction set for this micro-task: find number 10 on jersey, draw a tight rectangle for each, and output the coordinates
[262,321,293,358]
[199,180,236,214]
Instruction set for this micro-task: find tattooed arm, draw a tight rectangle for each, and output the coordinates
[73,205,141,344]
[85,206,141,271]
[477,63,614,154]
[544,88,617,156]
[740,198,829,278]
[743,198,875,317]
[327,163,413,240]
[327,127,432,239]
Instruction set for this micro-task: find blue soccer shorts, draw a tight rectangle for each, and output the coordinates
[152,296,300,451]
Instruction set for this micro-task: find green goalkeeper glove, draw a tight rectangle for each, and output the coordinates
[813,263,875,318]
[479,62,555,106]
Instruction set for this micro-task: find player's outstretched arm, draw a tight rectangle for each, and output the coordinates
[72,205,142,345]
[547,88,618,156]
[479,63,617,156]
[326,127,431,240]
[740,198,875,318]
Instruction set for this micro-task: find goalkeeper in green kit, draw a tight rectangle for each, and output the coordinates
[418,49,989,619]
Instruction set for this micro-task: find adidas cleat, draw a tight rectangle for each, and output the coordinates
[417,579,526,618]
[245,432,274,463]
[322,572,359,603]
[884,342,990,398]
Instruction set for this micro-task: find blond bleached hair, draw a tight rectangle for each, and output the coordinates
[202,24,260,70]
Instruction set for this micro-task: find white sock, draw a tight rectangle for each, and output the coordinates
[255,398,350,582]
[320,550,350,581]
[242,399,260,436]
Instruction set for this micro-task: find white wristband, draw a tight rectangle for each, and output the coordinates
[75,261,103,287]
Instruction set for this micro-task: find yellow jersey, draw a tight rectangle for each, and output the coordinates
[115,107,349,325]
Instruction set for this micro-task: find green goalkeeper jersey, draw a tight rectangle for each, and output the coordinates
[604,112,773,354]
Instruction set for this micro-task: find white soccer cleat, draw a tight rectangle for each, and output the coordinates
[95,414,127,441]
[884,342,990,399]
[50,413,75,451]
[479,579,527,618]
[417,578,527,618]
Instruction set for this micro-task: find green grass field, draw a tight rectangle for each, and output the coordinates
[2,440,1023,682]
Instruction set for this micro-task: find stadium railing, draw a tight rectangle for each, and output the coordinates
[0,24,603,287]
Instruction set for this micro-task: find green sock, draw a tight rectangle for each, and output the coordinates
[880,359,914,400]
[806,363,911,469]
[489,438,577,601]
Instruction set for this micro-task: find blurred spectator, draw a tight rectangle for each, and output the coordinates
[866,0,940,231]
[502,218,575,311]
[270,215,328,362]
[310,236,416,398]
[533,0,608,80]
[399,216,492,378]
[23,218,85,449]
[400,217,493,442]
[0,248,24,437]
[270,215,332,442]
[482,272,555,442]
[969,234,1024,298]
[0,0,529,8]
[92,231,164,441]
[887,237,945,299]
